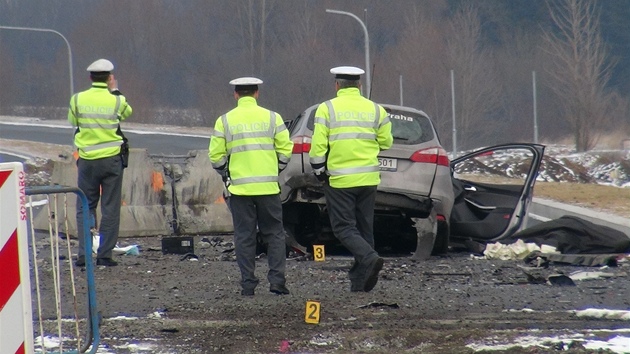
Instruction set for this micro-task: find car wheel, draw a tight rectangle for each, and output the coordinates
[284,222,308,255]
[283,203,323,251]
[431,220,450,255]
[378,218,417,254]
[255,231,296,257]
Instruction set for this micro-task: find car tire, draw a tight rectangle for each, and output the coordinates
[283,222,308,255]
[282,203,323,251]
[255,232,295,257]
[431,220,450,255]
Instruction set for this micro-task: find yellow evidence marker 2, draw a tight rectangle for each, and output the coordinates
[313,245,325,262]
[305,300,321,324]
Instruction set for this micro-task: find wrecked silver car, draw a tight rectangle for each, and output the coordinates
[278,102,545,257]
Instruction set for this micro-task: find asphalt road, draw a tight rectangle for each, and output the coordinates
[0,152,24,163]
[0,121,209,156]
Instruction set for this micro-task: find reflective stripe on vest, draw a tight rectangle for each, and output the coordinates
[325,100,382,177]
[230,175,278,185]
[222,111,279,185]
[229,143,275,154]
[329,132,377,142]
[82,140,123,152]
[277,153,290,164]
[74,94,123,153]
[326,100,381,130]
[211,156,228,169]
[310,155,326,164]
[329,165,380,176]
[380,114,391,127]
[74,94,121,122]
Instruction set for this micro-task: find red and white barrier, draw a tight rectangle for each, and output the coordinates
[0,162,33,354]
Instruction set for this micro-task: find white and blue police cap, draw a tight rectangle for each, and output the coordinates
[86,59,114,73]
[229,77,263,92]
[330,66,364,80]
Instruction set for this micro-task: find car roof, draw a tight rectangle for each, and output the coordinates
[380,103,430,118]
[302,103,431,118]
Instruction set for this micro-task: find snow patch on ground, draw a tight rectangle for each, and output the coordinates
[467,328,630,353]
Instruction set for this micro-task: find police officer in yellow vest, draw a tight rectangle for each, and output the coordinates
[209,77,293,296]
[68,59,132,267]
[310,66,393,292]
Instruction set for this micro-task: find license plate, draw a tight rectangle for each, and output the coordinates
[378,158,397,171]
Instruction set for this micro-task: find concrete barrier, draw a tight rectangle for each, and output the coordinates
[34,149,173,237]
[33,149,233,237]
[171,150,233,234]
[119,149,173,236]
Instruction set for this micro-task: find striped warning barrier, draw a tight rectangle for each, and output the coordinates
[0,162,34,354]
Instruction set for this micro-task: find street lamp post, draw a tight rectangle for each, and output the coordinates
[325,9,371,96]
[0,25,74,96]
[451,69,457,156]
[532,71,539,144]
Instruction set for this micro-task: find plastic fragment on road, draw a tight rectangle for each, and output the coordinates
[180,253,198,261]
[279,340,290,352]
[569,271,618,281]
[114,244,140,255]
[92,233,140,256]
[483,239,558,260]
[547,274,575,286]
[358,302,400,309]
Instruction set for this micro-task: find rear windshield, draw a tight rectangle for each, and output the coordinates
[386,109,435,145]
[299,106,435,145]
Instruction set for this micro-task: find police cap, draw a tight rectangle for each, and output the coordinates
[230,77,263,92]
[330,66,364,80]
[86,59,114,73]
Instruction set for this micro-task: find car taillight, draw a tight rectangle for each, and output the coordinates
[292,136,311,154]
[410,147,450,166]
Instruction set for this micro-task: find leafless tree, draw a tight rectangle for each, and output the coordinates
[235,0,276,76]
[263,2,330,115]
[446,3,501,150]
[492,29,549,143]
[385,2,453,141]
[542,0,615,151]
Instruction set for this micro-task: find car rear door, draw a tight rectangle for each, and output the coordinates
[449,143,545,243]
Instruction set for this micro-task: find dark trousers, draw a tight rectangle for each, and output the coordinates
[229,194,286,291]
[76,155,124,259]
[323,185,379,283]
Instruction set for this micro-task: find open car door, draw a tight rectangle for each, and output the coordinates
[449,143,545,244]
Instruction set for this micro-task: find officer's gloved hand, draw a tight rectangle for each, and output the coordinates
[217,168,229,183]
[313,167,328,183]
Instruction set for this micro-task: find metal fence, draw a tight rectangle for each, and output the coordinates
[25,185,100,354]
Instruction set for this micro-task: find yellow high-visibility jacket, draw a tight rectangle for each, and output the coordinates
[209,96,293,196]
[309,87,393,188]
[68,83,132,160]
